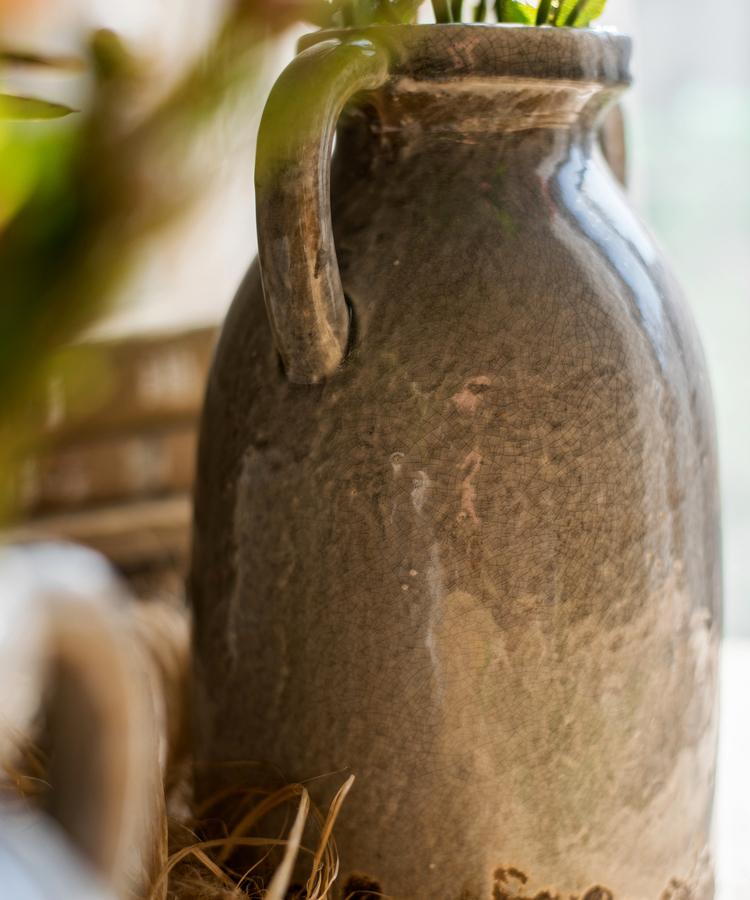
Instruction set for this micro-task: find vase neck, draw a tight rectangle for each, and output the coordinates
[301,25,630,149]
[364,77,619,141]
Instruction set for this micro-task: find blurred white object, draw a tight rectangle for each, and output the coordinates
[0,542,159,899]
[0,812,113,900]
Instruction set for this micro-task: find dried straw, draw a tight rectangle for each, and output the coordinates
[156,774,355,900]
[1,598,357,900]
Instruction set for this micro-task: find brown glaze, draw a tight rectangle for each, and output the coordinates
[190,25,721,899]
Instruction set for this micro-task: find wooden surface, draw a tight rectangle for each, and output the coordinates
[7,326,216,585]
[10,494,192,570]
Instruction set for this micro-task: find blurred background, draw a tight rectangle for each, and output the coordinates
[1,0,748,895]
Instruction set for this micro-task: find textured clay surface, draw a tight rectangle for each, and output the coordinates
[190,25,721,900]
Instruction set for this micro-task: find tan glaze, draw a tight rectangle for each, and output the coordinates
[191,26,721,900]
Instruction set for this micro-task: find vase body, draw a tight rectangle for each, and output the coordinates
[190,26,721,900]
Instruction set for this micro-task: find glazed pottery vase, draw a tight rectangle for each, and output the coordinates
[190,25,721,900]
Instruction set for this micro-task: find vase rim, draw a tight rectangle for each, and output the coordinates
[298,24,631,87]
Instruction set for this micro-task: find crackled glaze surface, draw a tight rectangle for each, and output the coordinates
[191,26,721,899]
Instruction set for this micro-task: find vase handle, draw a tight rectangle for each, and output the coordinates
[255,38,389,384]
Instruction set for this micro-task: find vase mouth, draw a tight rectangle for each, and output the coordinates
[298,24,631,88]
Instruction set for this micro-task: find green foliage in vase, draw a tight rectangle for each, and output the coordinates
[316,0,606,27]
[314,0,421,26]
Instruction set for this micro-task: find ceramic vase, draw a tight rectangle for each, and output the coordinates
[191,25,721,899]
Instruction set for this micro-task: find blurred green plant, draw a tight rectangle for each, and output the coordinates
[314,0,606,27]
[0,1,315,516]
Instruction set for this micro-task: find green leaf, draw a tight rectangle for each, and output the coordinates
[387,0,422,23]
[0,48,84,71]
[556,0,607,26]
[0,94,76,120]
[89,28,135,81]
[495,0,535,24]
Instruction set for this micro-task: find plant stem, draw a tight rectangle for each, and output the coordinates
[536,0,552,24]
[563,0,589,25]
[340,0,354,26]
[432,0,452,21]
[473,0,487,20]
[451,0,463,21]
[390,0,421,22]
